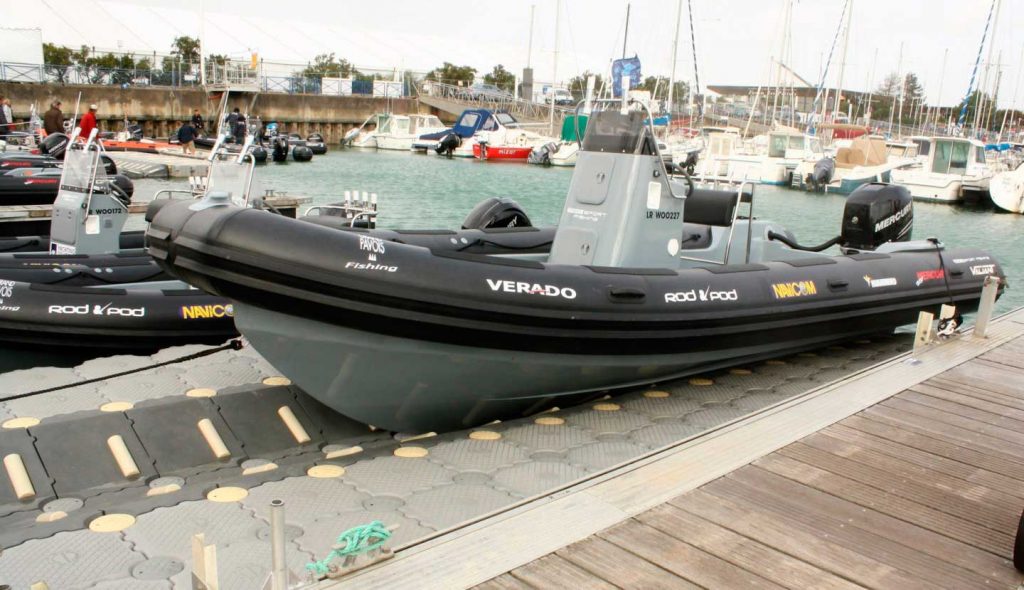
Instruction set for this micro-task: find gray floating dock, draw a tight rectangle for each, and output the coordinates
[0,332,917,589]
[108,151,211,179]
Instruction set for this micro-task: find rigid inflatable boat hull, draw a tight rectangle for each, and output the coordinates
[146,202,1004,433]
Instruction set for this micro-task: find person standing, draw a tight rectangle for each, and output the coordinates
[78,103,98,140]
[177,119,196,155]
[225,107,239,141]
[191,108,204,133]
[0,97,11,138]
[43,100,63,135]
[234,111,246,143]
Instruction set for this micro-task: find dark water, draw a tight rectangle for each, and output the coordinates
[135,148,1024,314]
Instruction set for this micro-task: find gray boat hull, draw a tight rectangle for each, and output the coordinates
[236,303,877,433]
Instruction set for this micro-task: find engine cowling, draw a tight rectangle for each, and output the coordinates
[841,183,913,250]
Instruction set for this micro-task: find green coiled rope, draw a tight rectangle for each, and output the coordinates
[306,520,392,576]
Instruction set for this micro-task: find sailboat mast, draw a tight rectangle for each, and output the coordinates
[928,48,948,131]
[623,3,631,59]
[888,42,902,135]
[668,0,682,117]
[527,4,535,69]
[1001,43,1024,140]
[199,0,206,86]
[975,0,1001,135]
[864,47,877,126]
[549,0,560,137]
[832,0,852,122]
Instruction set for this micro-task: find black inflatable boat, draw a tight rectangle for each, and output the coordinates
[146,104,1005,433]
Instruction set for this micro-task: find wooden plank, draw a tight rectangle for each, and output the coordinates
[778,442,1017,533]
[557,536,699,589]
[600,520,785,589]
[881,398,1024,449]
[927,376,1024,412]
[507,555,616,590]
[842,414,1024,482]
[979,349,1024,371]
[936,360,1024,398]
[901,389,1024,431]
[826,423,1024,497]
[755,453,1013,557]
[863,405,1024,469]
[705,469,1000,590]
[801,431,1024,513]
[636,504,866,590]
[730,463,1020,586]
[670,489,934,590]
[474,575,536,590]
[910,382,1024,423]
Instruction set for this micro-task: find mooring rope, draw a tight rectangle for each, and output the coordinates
[805,0,851,135]
[306,521,392,576]
[956,0,998,132]
[0,338,244,402]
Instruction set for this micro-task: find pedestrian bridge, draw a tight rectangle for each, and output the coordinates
[417,81,573,129]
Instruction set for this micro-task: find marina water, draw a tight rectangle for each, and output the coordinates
[135,148,1024,315]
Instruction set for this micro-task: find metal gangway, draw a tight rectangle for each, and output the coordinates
[415,80,573,127]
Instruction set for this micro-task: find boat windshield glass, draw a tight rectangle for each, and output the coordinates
[458,113,480,129]
[495,113,518,127]
[810,138,823,153]
[394,118,410,134]
[913,138,931,156]
[787,136,805,150]
[481,116,498,131]
[581,109,654,154]
[59,144,105,192]
[975,146,986,164]
[768,134,787,158]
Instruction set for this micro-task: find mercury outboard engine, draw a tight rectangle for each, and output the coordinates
[271,136,289,162]
[680,149,700,176]
[767,183,912,253]
[806,157,835,191]
[462,197,533,229]
[528,142,559,165]
[39,132,69,159]
[840,183,913,250]
[435,132,461,157]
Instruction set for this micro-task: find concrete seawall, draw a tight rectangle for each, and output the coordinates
[0,82,442,143]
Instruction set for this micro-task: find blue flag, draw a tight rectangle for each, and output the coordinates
[612,57,642,98]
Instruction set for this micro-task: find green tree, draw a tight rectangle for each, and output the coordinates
[483,64,515,92]
[43,42,74,84]
[300,52,358,79]
[170,36,200,63]
[426,62,476,86]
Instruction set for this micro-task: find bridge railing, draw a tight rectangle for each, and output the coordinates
[416,80,573,124]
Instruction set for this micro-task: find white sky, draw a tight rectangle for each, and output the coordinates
[4,0,1024,108]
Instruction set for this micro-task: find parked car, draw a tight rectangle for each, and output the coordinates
[544,88,575,106]
[464,83,513,101]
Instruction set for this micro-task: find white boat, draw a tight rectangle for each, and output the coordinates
[793,137,917,194]
[697,128,824,185]
[890,137,993,203]
[377,114,447,151]
[990,162,1024,213]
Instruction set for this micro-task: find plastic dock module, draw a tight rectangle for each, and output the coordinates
[0,329,940,589]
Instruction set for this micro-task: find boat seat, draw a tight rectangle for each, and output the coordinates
[683,188,752,227]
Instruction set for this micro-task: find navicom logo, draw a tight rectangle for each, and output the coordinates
[180,304,234,319]
[771,280,817,299]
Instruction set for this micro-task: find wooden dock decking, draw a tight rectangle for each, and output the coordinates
[478,337,1024,590]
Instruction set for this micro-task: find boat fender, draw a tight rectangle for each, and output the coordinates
[292,146,314,162]
[462,197,533,229]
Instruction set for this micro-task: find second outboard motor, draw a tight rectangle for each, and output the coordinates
[100,154,118,175]
[806,157,835,191]
[271,137,289,162]
[292,146,314,162]
[841,183,913,251]
[528,142,559,165]
[680,149,700,176]
[435,132,461,157]
[39,132,69,159]
[462,197,533,229]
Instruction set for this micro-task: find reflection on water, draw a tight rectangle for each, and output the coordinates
[133,149,1024,313]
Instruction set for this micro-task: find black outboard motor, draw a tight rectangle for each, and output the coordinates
[109,174,135,202]
[528,142,559,165]
[435,132,461,157]
[680,149,700,176]
[271,137,289,162]
[126,124,144,141]
[100,154,118,175]
[806,157,835,191]
[462,197,533,229]
[39,132,69,159]
[841,183,913,250]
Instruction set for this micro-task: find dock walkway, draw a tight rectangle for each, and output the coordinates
[342,309,1024,590]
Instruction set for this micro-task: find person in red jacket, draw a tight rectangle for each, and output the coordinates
[78,104,98,139]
